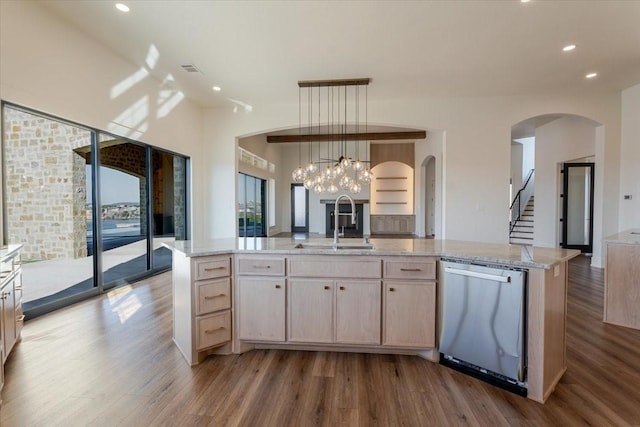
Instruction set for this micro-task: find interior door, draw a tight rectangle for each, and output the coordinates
[561,163,595,253]
[291,184,309,233]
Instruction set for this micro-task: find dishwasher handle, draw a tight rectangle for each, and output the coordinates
[444,266,511,283]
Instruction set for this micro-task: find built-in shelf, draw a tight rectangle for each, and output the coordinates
[376,189,407,192]
[376,176,407,180]
[376,202,408,205]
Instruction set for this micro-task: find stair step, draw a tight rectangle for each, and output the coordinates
[510,236,533,242]
[510,239,533,246]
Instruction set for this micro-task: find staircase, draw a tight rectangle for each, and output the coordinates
[510,196,534,245]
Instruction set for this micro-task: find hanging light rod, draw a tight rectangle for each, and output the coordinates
[268,130,426,143]
[298,78,371,88]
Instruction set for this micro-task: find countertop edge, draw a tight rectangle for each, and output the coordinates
[161,242,580,270]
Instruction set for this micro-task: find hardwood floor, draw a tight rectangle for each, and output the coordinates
[2,256,639,426]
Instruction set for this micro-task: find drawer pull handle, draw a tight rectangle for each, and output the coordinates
[400,268,422,272]
[204,294,226,300]
[389,287,396,292]
[339,286,345,291]
[324,285,330,290]
[204,266,225,271]
[275,285,281,289]
[252,265,271,269]
[204,326,226,334]
[16,314,25,321]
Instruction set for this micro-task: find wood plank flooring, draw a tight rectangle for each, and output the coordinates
[1,256,639,426]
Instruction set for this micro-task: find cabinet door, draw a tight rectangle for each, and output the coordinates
[1,280,16,360]
[370,215,385,234]
[383,281,435,347]
[238,277,286,342]
[336,280,381,345]
[288,279,333,343]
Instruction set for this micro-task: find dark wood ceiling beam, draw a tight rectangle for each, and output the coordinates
[298,78,371,88]
[267,130,426,143]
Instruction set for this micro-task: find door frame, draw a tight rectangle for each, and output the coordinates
[290,183,309,233]
[561,162,595,253]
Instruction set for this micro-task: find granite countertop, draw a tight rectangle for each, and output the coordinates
[164,238,580,270]
[603,229,640,246]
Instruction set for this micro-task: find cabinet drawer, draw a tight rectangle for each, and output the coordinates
[289,256,381,278]
[237,257,285,276]
[196,278,231,315]
[384,259,436,280]
[194,256,230,281]
[196,311,231,350]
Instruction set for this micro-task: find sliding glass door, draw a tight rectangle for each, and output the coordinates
[1,103,189,317]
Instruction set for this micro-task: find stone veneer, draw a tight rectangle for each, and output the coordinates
[3,107,90,261]
[4,106,187,261]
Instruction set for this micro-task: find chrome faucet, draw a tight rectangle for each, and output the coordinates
[334,194,356,245]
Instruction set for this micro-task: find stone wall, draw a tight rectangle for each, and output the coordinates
[3,107,90,260]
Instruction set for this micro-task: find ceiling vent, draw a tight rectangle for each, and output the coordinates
[180,64,200,73]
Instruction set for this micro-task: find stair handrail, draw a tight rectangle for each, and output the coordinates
[510,169,535,233]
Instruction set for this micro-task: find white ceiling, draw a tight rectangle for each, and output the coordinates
[40,0,640,110]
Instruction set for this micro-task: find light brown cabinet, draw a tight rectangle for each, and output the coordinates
[238,277,286,341]
[382,257,437,348]
[172,252,232,365]
[287,279,381,345]
[288,279,334,343]
[370,215,415,234]
[236,255,287,343]
[1,245,23,407]
[335,280,381,344]
[287,256,382,345]
[604,242,640,330]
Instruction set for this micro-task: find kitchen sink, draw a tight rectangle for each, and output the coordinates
[293,242,376,250]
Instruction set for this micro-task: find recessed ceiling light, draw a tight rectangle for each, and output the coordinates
[212,86,222,92]
[563,44,576,52]
[115,3,130,13]
[521,0,531,3]
[585,72,598,79]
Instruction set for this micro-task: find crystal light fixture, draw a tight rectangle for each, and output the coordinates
[291,78,373,195]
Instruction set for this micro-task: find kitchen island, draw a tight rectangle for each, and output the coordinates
[603,229,640,330]
[164,237,579,403]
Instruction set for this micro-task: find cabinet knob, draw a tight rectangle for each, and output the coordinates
[275,284,281,289]
[389,287,396,292]
[324,285,330,290]
[339,286,345,291]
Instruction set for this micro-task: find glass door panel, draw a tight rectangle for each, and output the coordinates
[291,184,309,232]
[562,163,594,253]
[98,134,149,286]
[2,105,95,308]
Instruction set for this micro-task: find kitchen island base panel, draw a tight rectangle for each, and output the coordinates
[527,262,568,404]
[604,243,640,330]
[165,238,580,403]
[250,342,437,358]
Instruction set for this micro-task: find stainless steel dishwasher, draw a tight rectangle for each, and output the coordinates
[439,258,527,395]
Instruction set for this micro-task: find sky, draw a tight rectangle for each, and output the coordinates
[86,166,140,205]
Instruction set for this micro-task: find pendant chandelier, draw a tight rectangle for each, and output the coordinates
[291,78,373,195]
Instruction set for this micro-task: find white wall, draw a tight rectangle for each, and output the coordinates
[511,142,523,197]
[0,0,203,242]
[533,116,597,250]
[204,94,622,254]
[620,84,640,230]
[416,130,444,238]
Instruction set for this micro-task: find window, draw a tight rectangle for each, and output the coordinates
[1,103,189,318]
[238,173,266,237]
